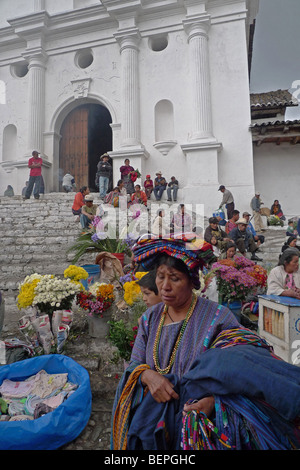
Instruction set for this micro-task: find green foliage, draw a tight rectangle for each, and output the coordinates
[107,319,138,362]
[67,227,131,263]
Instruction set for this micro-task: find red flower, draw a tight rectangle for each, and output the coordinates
[130,171,138,182]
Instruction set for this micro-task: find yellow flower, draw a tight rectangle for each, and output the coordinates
[17,278,41,310]
[64,265,88,282]
[134,272,148,280]
[96,283,115,301]
[123,281,142,306]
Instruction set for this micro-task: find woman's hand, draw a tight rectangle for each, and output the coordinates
[183,396,215,417]
[141,369,179,403]
[282,289,300,299]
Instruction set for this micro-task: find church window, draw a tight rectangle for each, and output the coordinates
[149,35,168,52]
[75,49,94,69]
[10,61,29,78]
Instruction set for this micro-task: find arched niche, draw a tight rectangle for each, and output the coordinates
[154,99,177,155]
[3,124,17,162]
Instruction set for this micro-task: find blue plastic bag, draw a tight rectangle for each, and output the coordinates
[213,209,225,219]
[0,354,92,450]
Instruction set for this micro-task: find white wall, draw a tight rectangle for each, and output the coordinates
[0,0,257,203]
[0,0,35,28]
[210,15,255,215]
[253,143,300,218]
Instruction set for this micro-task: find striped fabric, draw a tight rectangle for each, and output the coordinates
[132,235,215,289]
[112,364,150,450]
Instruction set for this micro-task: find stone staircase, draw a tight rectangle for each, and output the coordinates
[0,193,289,333]
[0,193,90,331]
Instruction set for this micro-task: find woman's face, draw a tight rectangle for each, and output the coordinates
[155,265,192,308]
[125,159,130,166]
[227,247,236,258]
[289,238,297,247]
[285,255,299,273]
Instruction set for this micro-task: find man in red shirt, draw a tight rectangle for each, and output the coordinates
[72,186,90,216]
[23,150,43,200]
[225,209,240,234]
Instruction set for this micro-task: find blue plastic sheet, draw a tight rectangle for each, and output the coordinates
[0,354,92,450]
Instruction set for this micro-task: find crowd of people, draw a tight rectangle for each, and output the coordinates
[110,229,300,451]
[6,150,300,451]
[100,178,300,451]
[95,155,180,205]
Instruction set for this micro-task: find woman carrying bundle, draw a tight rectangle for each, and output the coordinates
[111,235,300,451]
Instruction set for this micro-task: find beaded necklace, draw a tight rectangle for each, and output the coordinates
[153,293,198,375]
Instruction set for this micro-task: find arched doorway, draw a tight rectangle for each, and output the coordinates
[59,103,112,191]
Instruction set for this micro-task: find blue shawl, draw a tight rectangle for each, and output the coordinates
[112,342,300,450]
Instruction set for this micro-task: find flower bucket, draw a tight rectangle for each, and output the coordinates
[88,313,110,339]
[80,264,100,290]
[222,300,242,322]
[111,253,125,266]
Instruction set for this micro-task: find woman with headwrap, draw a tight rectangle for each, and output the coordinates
[111,235,300,451]
[281,236,300,254]
[267,248,300,299]
[119,159,135,195]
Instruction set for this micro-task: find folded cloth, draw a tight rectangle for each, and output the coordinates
[24,395,44,416]
[0,377,36,399]
[43,393,65,409]
[8,399,26,417]
[9,415,34,421]
[34,403,54,419]
[30,370,68,399]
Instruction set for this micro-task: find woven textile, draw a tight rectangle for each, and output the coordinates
[112,321,300,450]
[132,235,215,289]
[131,298,239,379]
[112,364,150,450]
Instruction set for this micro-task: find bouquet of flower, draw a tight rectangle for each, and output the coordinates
[17,269,83,316]
[130,168,141,182]
[63,265,89,284]
[17,274,44,310]
[267,214,284,227]
[76,282,115,317]
[31,275,82,316]
[68,222,133,263]
[243,264,268,288]
[212,257,267,304]
[119,272,148,306]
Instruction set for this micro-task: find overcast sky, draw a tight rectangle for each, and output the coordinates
[250,0,300,118]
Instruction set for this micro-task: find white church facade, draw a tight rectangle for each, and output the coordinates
[1,0,290,218]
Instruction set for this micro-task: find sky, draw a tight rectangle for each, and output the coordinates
[250,0,300,119]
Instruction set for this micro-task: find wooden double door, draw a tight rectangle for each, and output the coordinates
[59,104,112,191]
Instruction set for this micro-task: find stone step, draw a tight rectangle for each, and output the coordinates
[0,192,291,335]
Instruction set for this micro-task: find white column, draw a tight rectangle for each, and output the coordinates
[183,15,214,141]
[114,29,141,148]
[25,50,48,154]
[34,0,46,11]
[181,15,222,215]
